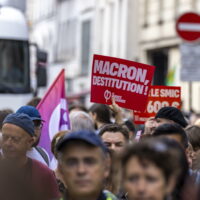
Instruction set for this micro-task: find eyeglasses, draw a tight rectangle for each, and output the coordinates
[2,135,22,144]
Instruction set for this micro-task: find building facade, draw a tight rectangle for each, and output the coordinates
[138,0,200,111]
[27,0,138,107]
[27,0,200,111]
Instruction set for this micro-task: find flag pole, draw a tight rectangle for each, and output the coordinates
[37,69,65,109]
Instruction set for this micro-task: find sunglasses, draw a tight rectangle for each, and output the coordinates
[33,120,43,128]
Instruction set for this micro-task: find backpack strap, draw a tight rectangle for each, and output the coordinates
[35,146,49,166]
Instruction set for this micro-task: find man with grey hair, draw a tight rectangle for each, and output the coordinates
[69,111,95,132]
[55,130,117,200]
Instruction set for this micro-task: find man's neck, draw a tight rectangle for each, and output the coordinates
[17,156,28,167]
[3,155,28,168]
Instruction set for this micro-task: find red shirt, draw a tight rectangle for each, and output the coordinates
[0,157,60,200]
[31,158,60,200]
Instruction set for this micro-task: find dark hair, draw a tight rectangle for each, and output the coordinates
[123,120,135,133]
[0,109,13,130]
[89,103,111,124]
[99,124,129,141]
[185,125,200,151]
[26,97,41,107]
[69,103,88,113]
[155,106,188,128]
[152,123,189,149]
[122,137,189,198]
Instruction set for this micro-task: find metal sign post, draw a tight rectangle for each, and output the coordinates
[176,12,200,111]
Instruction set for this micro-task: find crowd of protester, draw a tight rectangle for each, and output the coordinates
[1,98,200,200]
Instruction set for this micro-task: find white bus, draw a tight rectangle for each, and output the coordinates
[0,6,47,111]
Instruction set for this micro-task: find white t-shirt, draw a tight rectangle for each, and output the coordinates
[27,147,49,167]
[49,156,58,170]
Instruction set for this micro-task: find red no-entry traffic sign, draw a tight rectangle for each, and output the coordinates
[176,12,200,42]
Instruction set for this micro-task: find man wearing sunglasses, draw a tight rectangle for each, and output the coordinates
[16,105,49,167]
[0,113,60,200]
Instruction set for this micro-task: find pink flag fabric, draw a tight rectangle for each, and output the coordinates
[37,69,70,162]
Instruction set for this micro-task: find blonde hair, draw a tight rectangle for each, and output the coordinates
[51,130,70,158]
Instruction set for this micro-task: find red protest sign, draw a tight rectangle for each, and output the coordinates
[134,86,181,124]
[90,54,155,111]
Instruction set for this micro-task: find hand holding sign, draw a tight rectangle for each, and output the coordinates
[109,97,124,124]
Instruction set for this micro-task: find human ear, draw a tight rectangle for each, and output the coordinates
[27,136,35,149]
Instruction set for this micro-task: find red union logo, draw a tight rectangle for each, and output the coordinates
[104,90,112,102]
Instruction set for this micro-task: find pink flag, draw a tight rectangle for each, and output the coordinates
[37,69,70,161]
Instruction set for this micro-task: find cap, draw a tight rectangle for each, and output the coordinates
[155,106,188,128]
[3,113,35,136]
[16,105,43,121]
[56,130,107,152]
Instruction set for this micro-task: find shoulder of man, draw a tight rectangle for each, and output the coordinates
[31,158,55,178]
[31,159,60,199]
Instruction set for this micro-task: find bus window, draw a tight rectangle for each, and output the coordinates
[0,39,30,93]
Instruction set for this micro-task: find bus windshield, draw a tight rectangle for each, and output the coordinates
[0,39,30,93]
